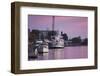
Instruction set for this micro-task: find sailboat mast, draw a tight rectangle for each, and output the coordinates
[52,16,55,31]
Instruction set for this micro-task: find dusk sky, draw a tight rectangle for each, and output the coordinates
[28,15,88,39]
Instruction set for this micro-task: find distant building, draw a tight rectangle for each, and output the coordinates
[28,29,59,42]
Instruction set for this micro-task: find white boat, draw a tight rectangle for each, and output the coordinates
[49,35,64,48]
[36,40,49,53]
[41,44,49,53]
[49,16,64,49]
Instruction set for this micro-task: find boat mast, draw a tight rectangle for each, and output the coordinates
[52,16,55,31]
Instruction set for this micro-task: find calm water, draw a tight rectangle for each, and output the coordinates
[29,46,88,60]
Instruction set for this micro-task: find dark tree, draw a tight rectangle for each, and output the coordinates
[62,33,68,41]
[71,36,81,44]
[81,38,88,45]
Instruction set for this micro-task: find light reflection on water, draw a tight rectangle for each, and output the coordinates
[29,46,88,60]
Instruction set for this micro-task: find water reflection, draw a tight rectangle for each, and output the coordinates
[28,46,88,60]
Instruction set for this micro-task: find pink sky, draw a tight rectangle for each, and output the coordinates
[28,15,88,39]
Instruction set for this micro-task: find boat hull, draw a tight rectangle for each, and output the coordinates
[49,47,64,49]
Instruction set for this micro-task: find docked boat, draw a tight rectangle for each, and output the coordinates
[28,42,38,60]
[36,40,49,53]
[49,35,64,48]
[49,16,64,49]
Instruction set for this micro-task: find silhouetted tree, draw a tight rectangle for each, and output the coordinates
[62,33,68,41]
[71,36,81,44]
[81,38,88,45]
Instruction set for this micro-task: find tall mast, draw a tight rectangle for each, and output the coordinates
[52,16,55,31]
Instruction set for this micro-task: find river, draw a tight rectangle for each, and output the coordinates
[29,46,88,60]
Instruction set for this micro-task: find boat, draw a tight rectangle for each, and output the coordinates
[49,16,64,49]
[36,40,49,53]
[28,42,38,60]
[49,35,64,48]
